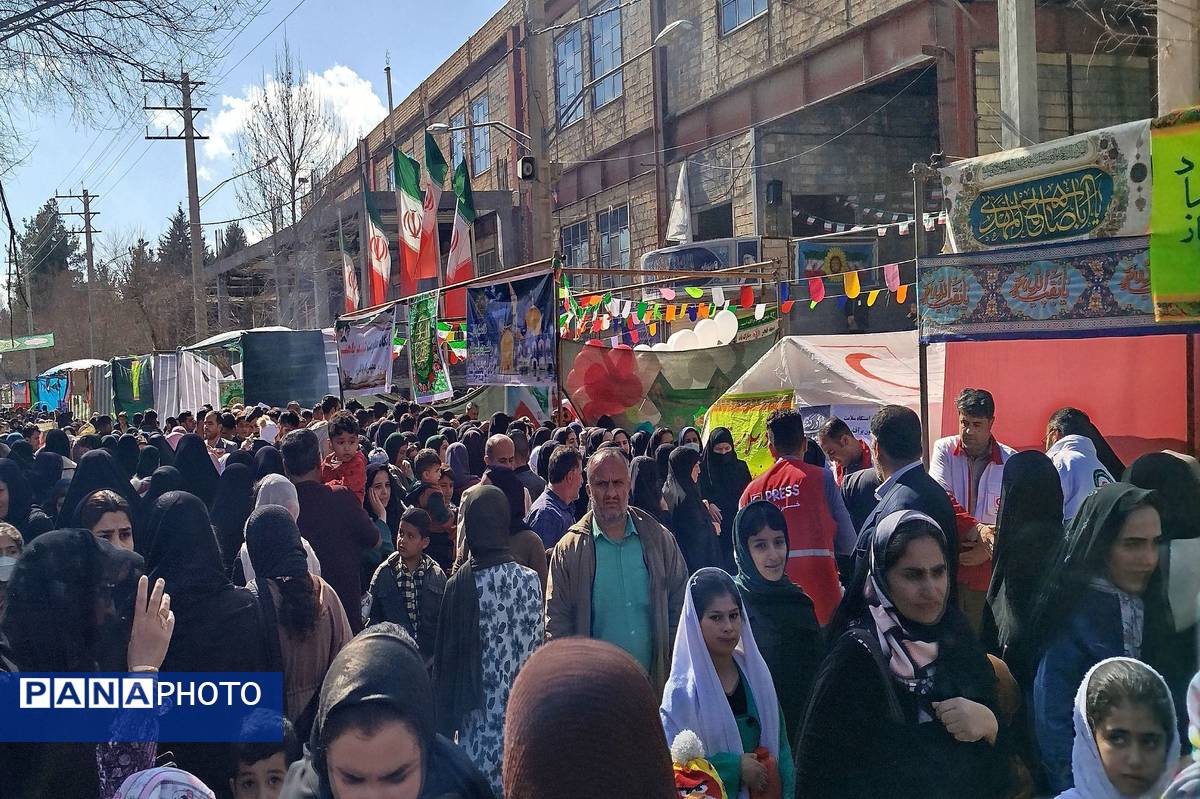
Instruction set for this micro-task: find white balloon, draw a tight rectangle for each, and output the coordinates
[652,342,671,352]
[713,309,740,344]
[634,343,652,351]
[694,318,720,348]
[670,329,700,351]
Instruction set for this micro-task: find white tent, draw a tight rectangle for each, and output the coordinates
[709,331,946,443]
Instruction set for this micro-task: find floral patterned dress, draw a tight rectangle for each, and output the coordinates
[458,560,543,797]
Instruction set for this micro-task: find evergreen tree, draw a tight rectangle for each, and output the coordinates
[17,198,80,312]
[217,221,248,259]
[156,204,191,275]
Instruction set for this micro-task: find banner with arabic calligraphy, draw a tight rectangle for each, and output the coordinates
[409,292,454,404]
[1150,111,1200,322]
[941,119,1152,252]
[916,236,1176,342]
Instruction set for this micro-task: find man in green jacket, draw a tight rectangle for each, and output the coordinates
[545,447,689,693]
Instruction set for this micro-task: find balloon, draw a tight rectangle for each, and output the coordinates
[615,343,632,350]
[652,342,671,352]
[669,329,699,351]
[694,319,720,348]
[634,344,652,351]
[713,309,739,344]
[586,338,604,347]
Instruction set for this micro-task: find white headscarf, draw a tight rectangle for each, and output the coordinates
[1056,657,1179,799]
[237,474,319,582]
[660,567,780,799]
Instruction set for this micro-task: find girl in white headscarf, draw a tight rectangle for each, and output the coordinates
[233,473,321,584]
[1058,657,1179,799]
[660,567,793,799]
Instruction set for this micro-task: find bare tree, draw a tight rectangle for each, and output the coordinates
[234,38,347,230]
[0,0,253,171]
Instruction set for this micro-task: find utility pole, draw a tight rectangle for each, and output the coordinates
[10,244,36,378]
[1158,0,1200,114]
[58,189,99,358]
[997,0,1039,149]
[144,69,210,338]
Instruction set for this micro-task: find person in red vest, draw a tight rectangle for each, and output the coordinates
[739,409,856,625]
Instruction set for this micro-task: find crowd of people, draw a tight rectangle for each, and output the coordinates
[0,388,1197,799]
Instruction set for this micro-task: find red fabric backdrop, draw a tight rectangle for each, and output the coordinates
[940,335,1193,462]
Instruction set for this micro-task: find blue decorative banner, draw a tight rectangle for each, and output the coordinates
[467,272,557,386]
[915,236,1193,342]
[0,672,284,742]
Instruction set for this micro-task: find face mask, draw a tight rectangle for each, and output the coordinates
[683,442,701,452]
[0,555,18,582]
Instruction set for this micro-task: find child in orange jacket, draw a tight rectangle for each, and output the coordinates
[321,410,367,503]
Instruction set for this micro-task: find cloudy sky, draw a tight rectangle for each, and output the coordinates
[5,0,502,255]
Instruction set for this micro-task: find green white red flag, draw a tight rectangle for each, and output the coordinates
[361,170,391,305]
[416,132,448,282]
[338,208,359,312]
[393,147,424,297]
[444,158,475,318]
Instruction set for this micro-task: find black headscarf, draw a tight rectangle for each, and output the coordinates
[433,485,514,738]
[7,440,33,471]
[374,419,398,447]
[649,427,673,453]
[140,491,266,674]
[654,442,675,482]
[491,411,510,435]
[41,428,70,459]
[585,428,608,458]
[631,429,650,457]
[28,451,63,508]
[664,445,719,572]
[1125,452,1200,540]
[733,500,821,737]
[980,450,1064,685]
[114,434,140,479]
[461,428,486,477]
[58,449,139,528]
[0,458,51,539]
[173,433,220,507]
[142,466,184,510]
[134,445,160,479]
[699,426,752,570]
[1,528,143,672]
[531,427,551,449]
[225,449,254,471]
[146,433,175,467]
[363,461,402,536]
[281,624,493,799]
[254,445,285,481]
[629,456,663,521]
[440,426,457,445]
[210,463,255,575]
[416,416,440,447]
[384,432,406,467]
[1028,483,1165,660]
[100,434,118,454]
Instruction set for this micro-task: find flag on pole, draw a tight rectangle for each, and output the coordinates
[665,161,692,244]
[444,158,475,318]
[393,147,424,297]
[416,132,448,282]
[361,171,391,305]
[338,208,359,313]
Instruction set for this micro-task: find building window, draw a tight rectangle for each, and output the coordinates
[597,205,630,287]
[561,220,589,266]
[450,112,467,169]
[470,97,491,175]
[721,0,767,34]
[555,26,584,127]
[591,3,623,108]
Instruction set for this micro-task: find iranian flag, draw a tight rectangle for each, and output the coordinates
[393,147,424,297]
[444,158,475,318]
[361,171,390,306]
[416,132,448,282]
[338,209,359,312]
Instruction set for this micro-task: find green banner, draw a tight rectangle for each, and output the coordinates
[409,292,453,403]
[1150,113,1200,322]
[0,333,54,354]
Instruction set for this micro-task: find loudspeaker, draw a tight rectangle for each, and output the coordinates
[517,156,537,181]
[766,179,783,206]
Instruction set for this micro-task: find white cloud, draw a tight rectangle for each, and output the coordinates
[196,164,213,182]
[201,64,385,163]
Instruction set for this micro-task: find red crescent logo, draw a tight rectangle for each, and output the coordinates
[844,353,918,391]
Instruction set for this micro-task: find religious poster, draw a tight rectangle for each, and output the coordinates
[336,306,398,398]
[794,240,878,287]
[940,119,1152,252]
[112,355,155,414]
[467,272,556,386]
[704,391,793,477]
[1150,110,1200,322]
[916,236,1165,342]
[408,291,453,404]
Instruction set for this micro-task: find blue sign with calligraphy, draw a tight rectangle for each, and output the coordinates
[916,236,1197,342]
[969,168,1113,246]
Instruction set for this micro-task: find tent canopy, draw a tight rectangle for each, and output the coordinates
[722,331,944,413]
[40,358,108,376]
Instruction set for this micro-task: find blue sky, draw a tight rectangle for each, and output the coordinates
[5,0,504,255]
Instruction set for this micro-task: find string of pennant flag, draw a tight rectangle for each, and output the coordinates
[793,210,948,236]
[558,260,916,344]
